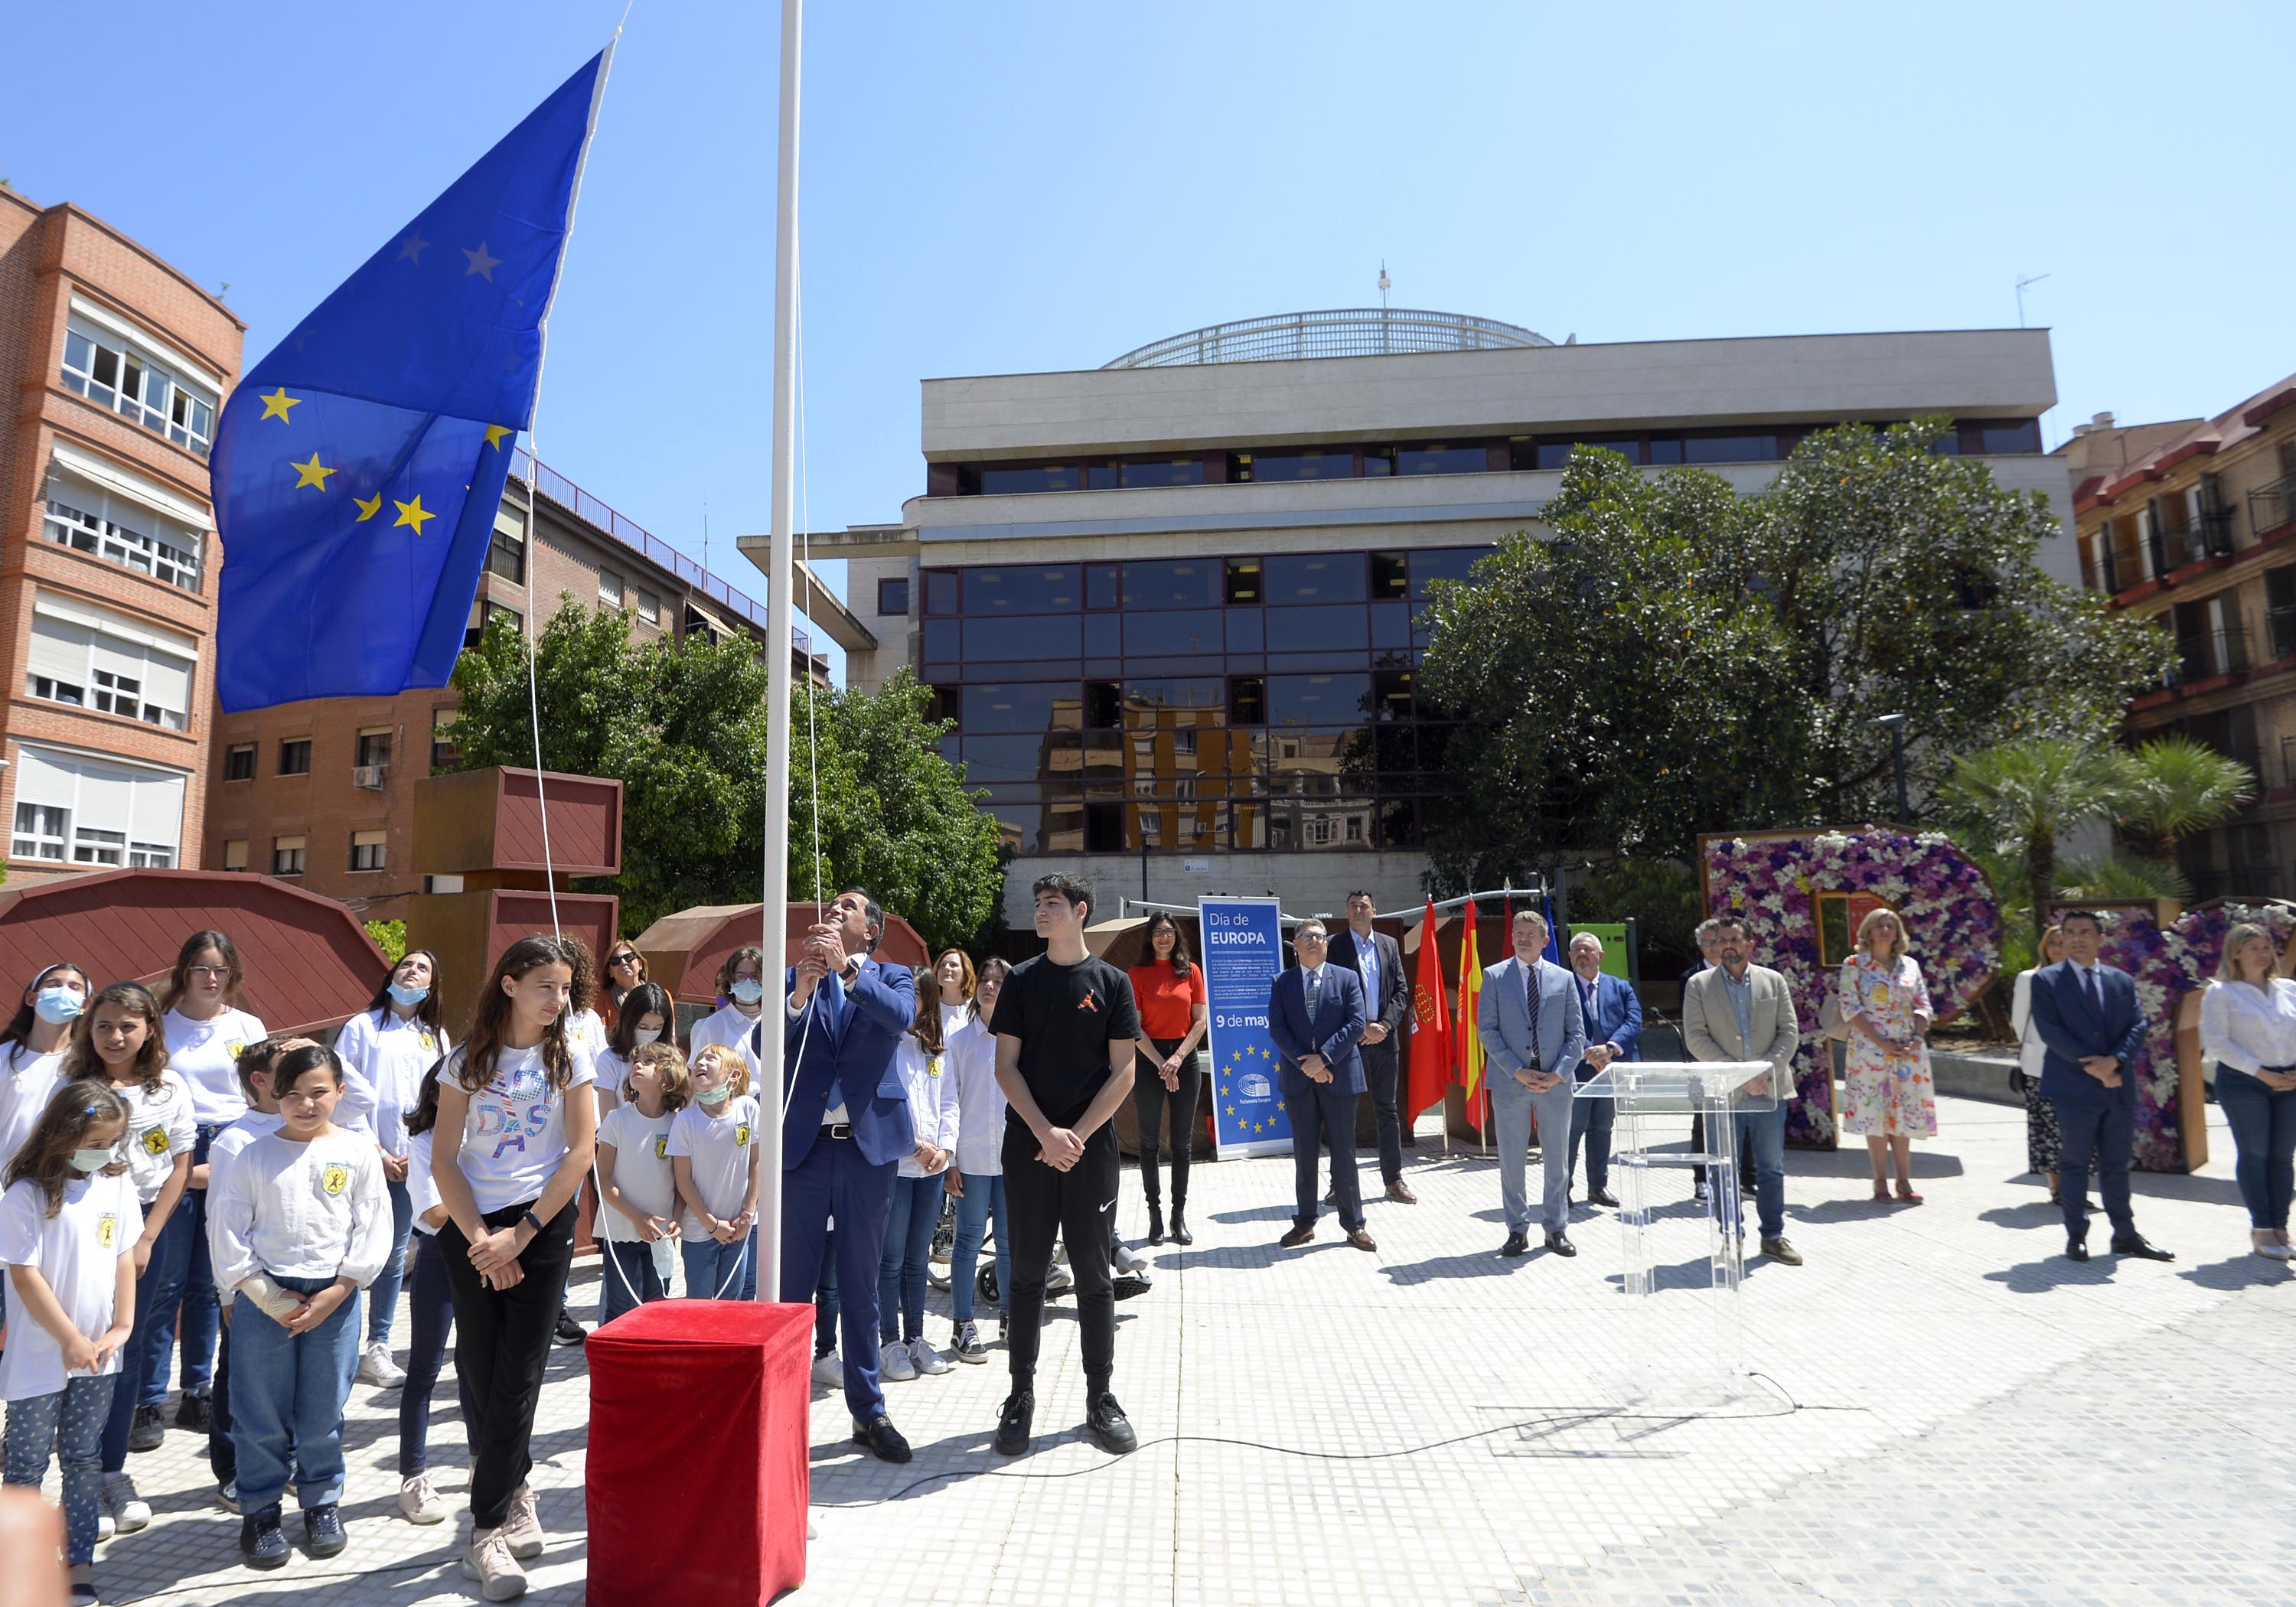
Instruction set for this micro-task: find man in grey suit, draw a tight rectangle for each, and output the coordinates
[1681,912,1805,1266]
[1477,908,1588,1257]
[1327,892,1415,1202]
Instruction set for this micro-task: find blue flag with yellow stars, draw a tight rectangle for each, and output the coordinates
[210,47,612,712]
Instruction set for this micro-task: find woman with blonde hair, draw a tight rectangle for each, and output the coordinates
[1838,906,1936,1203]
[2011,924,2074,1202]
[2199,921,2296,1260]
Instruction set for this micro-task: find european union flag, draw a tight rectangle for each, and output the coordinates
[210,48,612,712]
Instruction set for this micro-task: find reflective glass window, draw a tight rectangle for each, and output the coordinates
[1243,449,1355,482]
[1225,609,1264,654]
[960,735,1058,785]
[962,566,1081,614]
[1370,600,1411,648]
[960,683,1075,733]
[964,616,1079,661]
[1646,435,1683,464]
[1123,677,1227,714]
[1396,443,1489,476]
[924,570,959,615]
[1264,553,1367,605]
[1084,613,1121,663]
[1408,547,1489,603]
[1973,420,2042,455]
[1085,460,1121,490]
[1683,432,1779,464]
[1120,458,1205,488]
[1537,437,1642,470]
[1265,605,1369,653]
[1124,609,1224,656]
[1085,563,1120,610]
[1122,560,1223,609]
[981,464,1081,495]
[1267,673,1371,725]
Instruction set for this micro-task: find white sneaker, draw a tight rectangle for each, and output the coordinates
[462,1526,527,1602]
[1111,1240,1146,1274]
[100,1470,150,1534]
[499,1482,544,1560]
[2255,1238,2294,1260]
[908,1336,951,1376]
[357,1341,407,1388]
[811,1350,843,1387]
[96,1511,115,1543]
[1045,1262,1075,1295]
[878,1339,917,1382]
[397,1472,446,1524]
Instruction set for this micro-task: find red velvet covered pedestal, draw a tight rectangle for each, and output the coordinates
[586,1299,811,1605]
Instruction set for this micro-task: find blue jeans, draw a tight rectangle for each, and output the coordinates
[102,1202,191,1472]
[2216,1065,2296,1231]
[878,1174,942,1343]
[366,1179,414,1346]
[1727,1101,1788,1242]
[949,1172,1009,1325]
[598,1240,668,1326]
[681,1231,756,1302]
[6,1374,118,1565]
[228,1276,360,1514]
[397,1233,454,1478]
[171,1126,224,1398]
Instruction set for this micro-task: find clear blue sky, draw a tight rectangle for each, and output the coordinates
[8,2,2294,677]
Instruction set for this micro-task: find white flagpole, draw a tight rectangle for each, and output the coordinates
[757,0,801,1302]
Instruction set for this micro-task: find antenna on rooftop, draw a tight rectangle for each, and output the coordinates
[1378,262,1391,353]
[2015,272,2050,329]
[702,504,710,572]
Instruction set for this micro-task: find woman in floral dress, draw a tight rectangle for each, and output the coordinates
[1839,906,1936,1203]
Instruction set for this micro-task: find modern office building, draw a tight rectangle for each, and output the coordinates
[2061,376,2296,898]
[759,310,2071,923]
[0,190,244,885]
[207,456,827,919]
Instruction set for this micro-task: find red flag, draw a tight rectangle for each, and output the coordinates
[1407,898,1452,1123]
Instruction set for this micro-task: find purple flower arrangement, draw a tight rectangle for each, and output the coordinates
[1704,829,2002,1147]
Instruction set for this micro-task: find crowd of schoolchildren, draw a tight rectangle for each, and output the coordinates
[0,926,1016,1605]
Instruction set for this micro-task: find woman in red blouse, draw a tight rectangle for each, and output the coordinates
[1126,913,1208,1245]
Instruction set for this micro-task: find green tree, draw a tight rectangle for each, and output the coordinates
[2117,735,2255,861]
[1937,738,2139,945]
[446,606,1003,948]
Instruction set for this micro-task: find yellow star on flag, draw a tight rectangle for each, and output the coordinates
[258,387,299,422]
[463,241,502,281]
[353,494,383,523]
[289,453,334,491]
[483,423,512,449]
[392,494,436,534]
[1225,1105,1235,1116]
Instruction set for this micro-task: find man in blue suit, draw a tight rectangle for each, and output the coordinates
[779,885,921,1462]
[1268,918,1376,1251]
[1564,931,1642,1210]
[2027,909,2174,1263]
[1478,909,1589,1257]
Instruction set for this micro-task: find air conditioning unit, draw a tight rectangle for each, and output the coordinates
[351,764,388,790]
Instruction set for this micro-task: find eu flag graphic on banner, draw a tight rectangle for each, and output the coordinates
[210,48,612,712]
[1200,896,1294,1159]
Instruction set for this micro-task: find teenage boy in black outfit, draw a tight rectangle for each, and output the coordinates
[990,874,1141,1456]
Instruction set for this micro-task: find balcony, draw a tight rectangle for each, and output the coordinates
[2189,865,2279,903]
[2157,511,2235,572]
[2251,474,2296,542]
[2170,624,2249,686]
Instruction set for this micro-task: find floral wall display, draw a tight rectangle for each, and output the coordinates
[1700,828,2003,1149]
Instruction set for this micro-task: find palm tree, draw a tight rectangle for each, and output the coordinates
[2118,735,2256,862]
[1939,738,2141,944]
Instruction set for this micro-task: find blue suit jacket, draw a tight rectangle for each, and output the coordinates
[1476,955,1588,1083]
[2027,958,2145,1104]
[781,958,918,1168]
[1568,970,1642,1081]
[1267,964,1368,1097]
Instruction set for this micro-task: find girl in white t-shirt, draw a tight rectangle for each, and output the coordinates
[685,945,767,1073]
[70,983,194,1527]
[945,956,1013,1363]
[876,973,958,1383]
[159,928,267,1428]
[334,949,451,1390]
[429,935,596,1596]
[0,1078,138,1605]
[667,1045,761,1302]
[596,1041,690,1324]
[393,1064,456,1527]
[0,963,92,1181]
[592,982,673,1117]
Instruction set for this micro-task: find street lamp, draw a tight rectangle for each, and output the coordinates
[1870,713,1910,823]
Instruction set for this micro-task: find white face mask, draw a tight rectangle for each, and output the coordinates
[631,1027,662,1047]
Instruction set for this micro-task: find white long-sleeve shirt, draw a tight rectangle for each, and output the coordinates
[890,1034,959,1178]
[945,1016,1006,1177]
[333,1008,448,1156]
[2198,977,2296,1074]
[209,1127,392,1290]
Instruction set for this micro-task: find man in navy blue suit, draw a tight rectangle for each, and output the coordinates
[778,886,921,1462]
[1268,918,1376,1252]
[2027,909,2174,1263]
[1564,931,1642,1210]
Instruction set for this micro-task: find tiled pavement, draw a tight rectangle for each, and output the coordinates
[65,1092,2294,1605]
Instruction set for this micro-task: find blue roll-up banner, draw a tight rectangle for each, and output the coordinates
[1200,895,1293,1159]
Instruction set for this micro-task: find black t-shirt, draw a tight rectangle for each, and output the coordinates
[989,953,1141,1130]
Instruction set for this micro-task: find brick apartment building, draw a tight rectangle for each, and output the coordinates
[205,457,826,920]
[0,189,244,885]
[2063,380,2296,898]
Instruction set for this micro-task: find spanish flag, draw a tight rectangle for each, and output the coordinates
[1407,898,1452,1121]
[1456,903,1485,1105]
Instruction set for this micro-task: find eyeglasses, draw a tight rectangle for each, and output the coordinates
[187,966,232,981]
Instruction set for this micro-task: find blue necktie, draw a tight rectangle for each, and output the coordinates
[1305,967,1322,1019]
[2085,966,2101,1018]
[821,973,846,1113]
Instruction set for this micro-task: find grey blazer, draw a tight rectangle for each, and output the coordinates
[1681,963,1801,1091]
[1476,956,1588,1082]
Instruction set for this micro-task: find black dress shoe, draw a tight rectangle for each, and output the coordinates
[993,1391,1035,1456]
[1169,1206,1193,1245]
[2065,1239,2090,1262]
[553,1306,587,1347]
[851,1413,912,1464]
[1086,1391,1137,1454]
[241,1504,289,1570]
[1278,1225,1314,1248]
[2111,1234,2175,1262]
[1587,1188,1619,1208]
[174,1392,210,1434]
[1544,1231,1577,1257]
[128,1402,166,1452]
[1146,1203,1166,1246]
[1500,1231,1528,1257]
[303,1501,347,1558]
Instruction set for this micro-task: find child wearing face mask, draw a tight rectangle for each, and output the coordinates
[595,1042,692,1324]
[667,1045,762,1301]
[0,964,92,1352]
[68,985,194,1541]
[334,953,450,1391]
[686,947,767,1086]
[593,983,673,1117]
[0,1079,137,1607]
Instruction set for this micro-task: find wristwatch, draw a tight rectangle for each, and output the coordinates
[520,1208,544,1237]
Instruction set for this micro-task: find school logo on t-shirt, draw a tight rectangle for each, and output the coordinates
[654,1135,669,1160]
[420,1033,436,1054]
[141,1126,169,1157]
[322,1163,350,1197]
[225,1040,245,1061]
[927,1056,943,1078]
[97,1214,118,1249]
[735,1122,752,1148]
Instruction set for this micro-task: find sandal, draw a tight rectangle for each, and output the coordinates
[1870,1182,1890,1202]
[1894,1181,1923,1204]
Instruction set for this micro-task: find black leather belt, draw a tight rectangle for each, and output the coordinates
[821,1122,853,1140]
